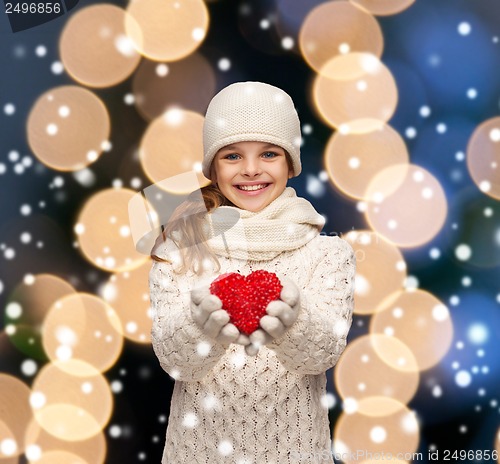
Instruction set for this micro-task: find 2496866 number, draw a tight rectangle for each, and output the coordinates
[5,2,62,14]
[443,449,498,461]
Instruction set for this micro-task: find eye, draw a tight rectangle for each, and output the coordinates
[262,151,278,158]
[223,153,240,160]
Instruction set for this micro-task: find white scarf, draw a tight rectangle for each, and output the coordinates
[204,187,326,261]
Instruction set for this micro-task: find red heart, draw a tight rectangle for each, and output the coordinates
[209,270,282,335]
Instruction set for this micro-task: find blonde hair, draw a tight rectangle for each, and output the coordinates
[150,153,294,275]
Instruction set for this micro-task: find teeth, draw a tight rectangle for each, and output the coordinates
[238,184,268,191]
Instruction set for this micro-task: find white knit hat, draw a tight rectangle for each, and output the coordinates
[202,81,302,179]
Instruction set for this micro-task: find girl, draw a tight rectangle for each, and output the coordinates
[149,81,356,463]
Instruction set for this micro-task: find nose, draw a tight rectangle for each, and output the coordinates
[241,158,262,176]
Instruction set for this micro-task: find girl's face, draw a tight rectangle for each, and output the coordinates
[211,141,294,212]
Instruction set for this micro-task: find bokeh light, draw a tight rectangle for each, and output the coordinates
[4,274,76,360]
[312,52,398,133]
[125,0,209,62]
[335,334,419,413]
[24,418,106,464]
[342,230,407,315]
[28,450,89,464]
[42,293,123,373]
[299,1,383,75]
[466,117,500,200]
[324,124,409,200]
[139,108,208,185]
[31,360,113,442]
[370,289,453,371]
[349,0,416,16]
[132,53,216,121]
[127,188,161,256]
[100,260,152,344]
[27,86,111,171]
[364,164,448,247]
[334,397,420,464]
[495,428,499,463]
[59,4,141,88]
[0,374,33,459]
[75,188,149,272]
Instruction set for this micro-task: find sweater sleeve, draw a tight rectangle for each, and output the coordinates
[149,254,228,382]
[266,236,356,375]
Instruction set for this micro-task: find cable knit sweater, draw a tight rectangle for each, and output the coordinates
[149,189,356,464]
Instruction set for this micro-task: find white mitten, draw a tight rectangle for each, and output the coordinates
[191,285,250,346]
[245,276,301,356]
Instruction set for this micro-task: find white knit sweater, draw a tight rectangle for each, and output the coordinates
[149,189,356,463]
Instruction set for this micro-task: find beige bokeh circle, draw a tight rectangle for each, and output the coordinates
[335,334,419,413]
[139,108,209,186]
[350,0,416,16]
[313,53,398,134]
[24,418,106,464]
[125,0,209,62]
[101,260,152,344]
[27,86,110,171]
[334,397,419,464]
[27,85,110,171]
[466,117,500,200]
[299,1,383,75]
[42,293,123,373]
[495,428,499,463]
[342,230,407,315]
[28,450,89,464]
[31,360,113,442]
[370,289,453,371]
[59,4,141,88]
[75,188,149,272]
[0,374,33,459]
[324,124,409,200]
[364,164,448,247]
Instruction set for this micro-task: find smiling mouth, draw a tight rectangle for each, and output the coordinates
[235,183,270,191]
